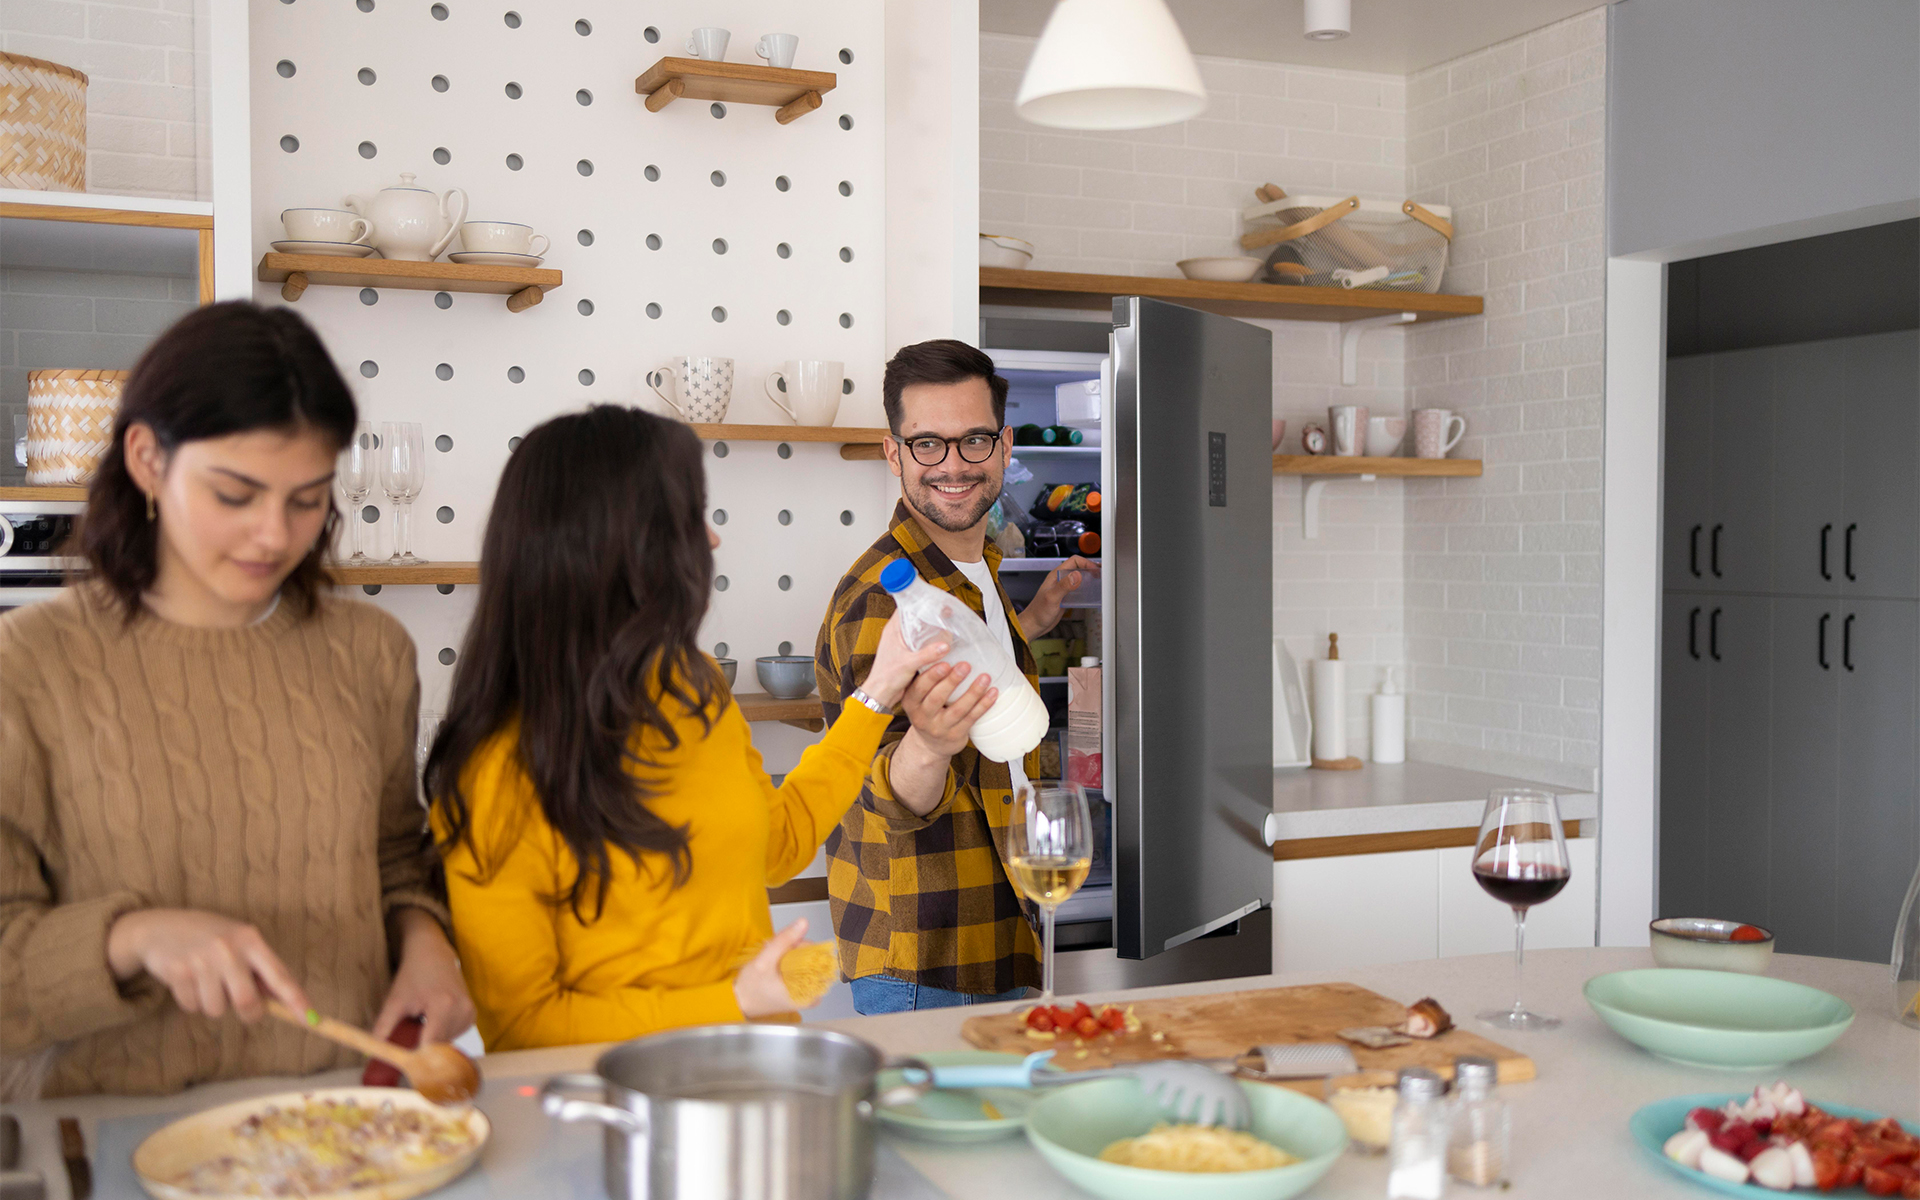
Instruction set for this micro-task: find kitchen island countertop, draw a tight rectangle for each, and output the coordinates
[8,948,1906,1199]
[1271,760,1598,842]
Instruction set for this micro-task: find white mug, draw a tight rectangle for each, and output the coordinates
[458,221,549,258]
[756,32,798,69]
[1413,408,1467,458]
[281,207,372,244]
[1365,415,1408,457]
[687,27,730,61]
[766,360,843,426]
[1328,404,1369,457]
[649,356,734,424]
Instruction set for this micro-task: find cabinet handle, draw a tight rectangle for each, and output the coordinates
[1845,523,1857,582]
[1821,524,1833,581]
[1709,607,1721,661]
[1690,525,1702,578]
[1711,524,1723,578]
[1843,613,1855,671]
[1689,606,1701,660]
[1818,613,1831,670]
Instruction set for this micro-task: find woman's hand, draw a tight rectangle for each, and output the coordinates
[900,662,998,759]
[734,918,812,1018]
[372,908,476,1044]
[106,908,310,1021]
[857,611,953,710]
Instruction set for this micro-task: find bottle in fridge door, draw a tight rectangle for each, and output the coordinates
[881,559,1049,764]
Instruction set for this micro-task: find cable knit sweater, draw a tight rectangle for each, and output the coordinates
[0,583,448,1098]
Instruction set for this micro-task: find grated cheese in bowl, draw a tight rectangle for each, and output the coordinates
[1097,1123,1301,1173]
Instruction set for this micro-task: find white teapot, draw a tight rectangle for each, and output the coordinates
[344,173,467,261]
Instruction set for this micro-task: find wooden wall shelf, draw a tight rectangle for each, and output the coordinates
[980,267,1483,324]
[0,486,87,503]
[1273,455,1482,477]
[634,58,836,124]
[734,692,825,731]
[693,423,887,447]
[257,254,561,312]
[330,562,479,585]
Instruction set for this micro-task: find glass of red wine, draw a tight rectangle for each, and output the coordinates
[1472,788,1571,1031]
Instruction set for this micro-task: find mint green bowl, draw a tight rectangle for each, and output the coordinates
[1583,968,1854,1070]
[1024,1079,1347,1200]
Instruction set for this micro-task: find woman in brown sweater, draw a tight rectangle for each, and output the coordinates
[0,303,471,1097]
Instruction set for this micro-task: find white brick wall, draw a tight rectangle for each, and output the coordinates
[2,0,209,200]
[1404,8,1606,788]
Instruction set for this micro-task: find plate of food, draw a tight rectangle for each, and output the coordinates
[133,1087,488,1200]
[1630,1082,1918,1196]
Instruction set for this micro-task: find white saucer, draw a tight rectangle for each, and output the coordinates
[272,240,378,258]
[448,251,545,268]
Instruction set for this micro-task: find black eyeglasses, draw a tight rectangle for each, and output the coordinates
[898,430,1002,466]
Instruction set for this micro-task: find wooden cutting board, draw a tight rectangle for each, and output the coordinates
[961,983,1535,1093]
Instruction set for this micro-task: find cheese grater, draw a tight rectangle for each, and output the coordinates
[1243,1043,1359,1079]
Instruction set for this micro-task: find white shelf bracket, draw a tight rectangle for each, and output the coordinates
[1340,311,1417,386]
[1301,474,1376,539]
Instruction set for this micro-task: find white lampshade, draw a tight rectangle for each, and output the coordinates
[1015,0,1207,131]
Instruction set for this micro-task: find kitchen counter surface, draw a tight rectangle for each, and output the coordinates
[1271,760,1599,841]
[8,949,1909,1199]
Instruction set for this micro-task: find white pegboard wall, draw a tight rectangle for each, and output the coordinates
[247,0,896,717]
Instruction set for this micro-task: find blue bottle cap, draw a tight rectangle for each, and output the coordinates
[880,559,918,594]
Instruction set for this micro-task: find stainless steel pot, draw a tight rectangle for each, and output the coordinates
[541,1024,932,1200]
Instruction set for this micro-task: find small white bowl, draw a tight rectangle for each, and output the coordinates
[1649,917,1776,974]
[1177,256,1265,282]
[980,234,1034,270]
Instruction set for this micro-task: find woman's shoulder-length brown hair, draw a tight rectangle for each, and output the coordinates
[75,301,359,620]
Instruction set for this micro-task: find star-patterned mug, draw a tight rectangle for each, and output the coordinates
[648,356,734,424]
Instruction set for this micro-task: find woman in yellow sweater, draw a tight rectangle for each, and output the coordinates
[424,406,995,1049]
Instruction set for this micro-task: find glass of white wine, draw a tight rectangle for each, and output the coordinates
[1008,782,1092,1003]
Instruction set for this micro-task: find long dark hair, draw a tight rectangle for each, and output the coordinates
[77,301,357,619]
[424,406,720,920]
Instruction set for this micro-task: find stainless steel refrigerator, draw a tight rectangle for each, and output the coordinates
[992,296,1275,990]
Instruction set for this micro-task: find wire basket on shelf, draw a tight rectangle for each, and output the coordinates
[1240,193,1452,293]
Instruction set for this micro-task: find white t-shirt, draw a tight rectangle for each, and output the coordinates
[951,556,1031,795]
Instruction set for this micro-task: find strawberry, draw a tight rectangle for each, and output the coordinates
[1689,1107,1728,1134]
[1864,1165,1905,1196]
[1811,1145,1845,1191]
[1902,1178,1920,1200]
[1711,1123,1757,1155]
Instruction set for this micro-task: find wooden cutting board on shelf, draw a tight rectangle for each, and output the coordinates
[961,983,1534,1093]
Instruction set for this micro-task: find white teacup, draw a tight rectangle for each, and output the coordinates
[459,221,548,258]
[281,207,372,244]
[649,357,734,424]
[756,32,798,69]
[766,360,843,426]
[687,27,730,61]
[1365,415,1408,457]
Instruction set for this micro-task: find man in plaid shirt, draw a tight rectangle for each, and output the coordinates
[815,340,1096,1013]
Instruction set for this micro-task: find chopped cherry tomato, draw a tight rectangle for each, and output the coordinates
[1074,1016,1102,1038]
[1864,1165,1905,1197]
[1025,1009,1055,1033]
[1098,1006,1127,1031]
[1730,924,1768,942]
[1069,1001,1094,1022]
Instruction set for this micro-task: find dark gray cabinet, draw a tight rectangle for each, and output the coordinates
[1662,331,1920,963]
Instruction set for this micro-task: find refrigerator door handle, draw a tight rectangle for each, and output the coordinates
[1845,523,1857,582]
[1690,525,1702,578]
[1709,607,1721,661]
[1843,613,1855,672]
[1818,612,1831,670]
[1821,524,1833,581]
[1689,606,1701,660]
[1711,524,1723,578]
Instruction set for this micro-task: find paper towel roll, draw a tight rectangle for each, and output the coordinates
[1311,657,1346,761]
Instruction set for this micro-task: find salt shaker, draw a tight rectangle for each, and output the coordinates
[1447,1056,1510,1187]
[1388,1066,1450,1199]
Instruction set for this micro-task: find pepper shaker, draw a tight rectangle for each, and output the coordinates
[1447,1056,1509,1187]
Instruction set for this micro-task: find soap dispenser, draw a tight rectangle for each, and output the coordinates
[1372,668,1406,764]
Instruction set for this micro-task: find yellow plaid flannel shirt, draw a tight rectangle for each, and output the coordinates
[814,501,1042,994]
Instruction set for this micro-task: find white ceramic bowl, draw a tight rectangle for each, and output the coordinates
[980,234,1034,270]
[1648,917,1776,974]
[1176,256,1265,283]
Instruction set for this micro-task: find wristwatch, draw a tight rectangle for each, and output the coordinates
[848,686,890,714]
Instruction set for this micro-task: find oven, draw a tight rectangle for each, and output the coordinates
[1,500,82,613]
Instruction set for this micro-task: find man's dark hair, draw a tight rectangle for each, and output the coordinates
[881,339,1009,434]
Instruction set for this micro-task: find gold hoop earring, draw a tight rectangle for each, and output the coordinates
[146,492,156,521]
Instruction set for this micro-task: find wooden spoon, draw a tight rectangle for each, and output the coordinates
[268,1001,481,1105]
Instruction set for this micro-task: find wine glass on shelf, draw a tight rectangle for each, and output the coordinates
[1472,788,1572,1031]
[379,421,427,565]
[1008,782,1092,1004]
[337,422,376,565]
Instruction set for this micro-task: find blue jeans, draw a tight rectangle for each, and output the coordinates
[849,975,1030,1014]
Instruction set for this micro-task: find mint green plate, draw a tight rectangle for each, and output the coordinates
[1630,1094,1905,1197]
[1025,1079,1347,1200]
[875,1052,1036,1142]
[1584,968,1854,1070]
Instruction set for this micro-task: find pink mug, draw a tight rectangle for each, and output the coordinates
[1271,418,1287,453]
[1413,408,1467,458]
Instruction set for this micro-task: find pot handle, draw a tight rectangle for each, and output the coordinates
[873,1056,938,1108]
[539,1072,647,1137]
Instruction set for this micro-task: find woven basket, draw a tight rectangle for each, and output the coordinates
[27,370,126,485]
[1,52,89,192]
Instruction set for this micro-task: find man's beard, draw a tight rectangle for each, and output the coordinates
[905,469,1000,533]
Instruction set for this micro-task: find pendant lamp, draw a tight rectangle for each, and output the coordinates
[1015,0,1207,130]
